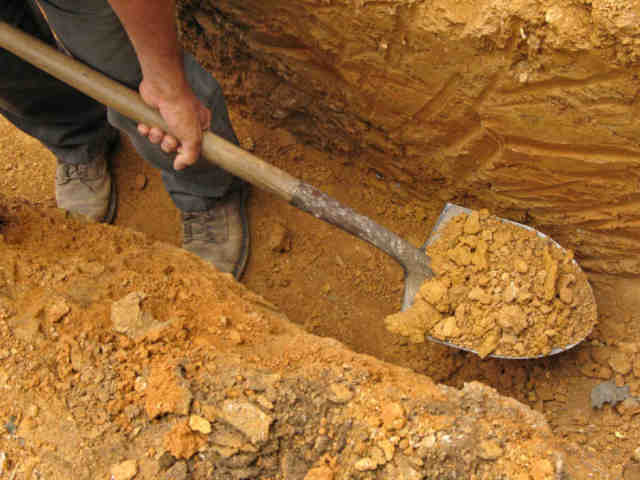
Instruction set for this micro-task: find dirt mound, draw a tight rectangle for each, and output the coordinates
[386,210,597,358]
[0,197,581,478]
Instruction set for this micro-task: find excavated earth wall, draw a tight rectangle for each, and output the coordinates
[181,0,640,275]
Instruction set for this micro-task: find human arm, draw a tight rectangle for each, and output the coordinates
[106,0,210,170]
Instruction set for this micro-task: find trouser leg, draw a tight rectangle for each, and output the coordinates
[108,55,238,212]
[37,0,239,211]
[0,0,115,165]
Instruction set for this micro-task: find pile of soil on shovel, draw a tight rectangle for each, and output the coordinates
[386,210,597,358]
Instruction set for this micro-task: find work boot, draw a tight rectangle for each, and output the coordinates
[55,136,118,224]
[182,185,250,280]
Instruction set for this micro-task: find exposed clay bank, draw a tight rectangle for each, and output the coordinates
[183,0,640,274]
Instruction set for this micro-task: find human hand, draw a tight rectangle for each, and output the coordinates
[137,77,211,170]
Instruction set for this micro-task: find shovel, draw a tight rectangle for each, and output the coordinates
[0,22,594,359]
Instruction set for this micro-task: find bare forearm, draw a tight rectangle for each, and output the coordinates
[107,0,187,90]
[106,0,211,169]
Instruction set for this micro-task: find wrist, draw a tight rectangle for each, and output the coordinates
[140,67,190,104]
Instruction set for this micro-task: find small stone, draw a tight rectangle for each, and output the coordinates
[111,292,146,335]
[268,223,291,253]
[161,460,188,480]
[559,286,573,304]
[189,415,211,434]
[591,381,630,409]
[26,404,39,418]
[144,361,193,419]
[228,329,244,345]
[496,304,528,335]
[10,305,44,343]
[157,451,176,471]
[256,395,274,410]
[464,211,481,234]
[419,279,448,305]
[281,452,308,479]
[77,261,105,276]
[304,465,334,480]
[201,404,218,421]
[503,282,517,303]
[211,431,244,453]
[354,457,377,471]
[514,259,529,273]
[436,316,460,338]
[47,297,70,323]
[216,400,273,444]
[477,329,501,359]
[369,446,386,466]
[610,351,633,375]
[478,439,503,460]
[110,459,138,480]
[163,420,207,460]
[134,376,147,393]
[632,446,640,463]
[468,287,491,304]
[329,383,353,403]
[379,439,395,462]
[381,403,405,430]
[135,174,147,190]
[617,397,640,416]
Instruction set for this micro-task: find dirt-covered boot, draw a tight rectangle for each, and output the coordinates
[182,185,250,280]
[55,142,117,224]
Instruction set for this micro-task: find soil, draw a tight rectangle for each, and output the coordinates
[1,3,640,475]
[0,192,574,479]
[386,210,597,358]
[2,101,639,478]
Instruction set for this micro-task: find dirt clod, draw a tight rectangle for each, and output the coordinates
[145,361,193,419]
[164,419,207,460]
[478,440,503,460]
[135,174,147,190]
[216,400,273,445]
[268,222,292,253]
[110,460,138,480]
[189,415,212,434]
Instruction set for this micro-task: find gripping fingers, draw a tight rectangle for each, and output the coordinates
[160,136,179,153]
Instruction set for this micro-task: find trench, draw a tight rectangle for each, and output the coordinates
[1,102,634,476]
[2,3,640,475]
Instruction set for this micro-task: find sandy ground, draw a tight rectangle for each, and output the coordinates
[1,99,640,477]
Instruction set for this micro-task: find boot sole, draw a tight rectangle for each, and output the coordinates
[101,179,117,224]
[232,184,250,280]
[100,130,120,225]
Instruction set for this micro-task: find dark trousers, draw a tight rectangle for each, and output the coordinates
[0,0,238,211]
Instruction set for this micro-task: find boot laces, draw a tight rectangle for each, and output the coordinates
[183,206,228,244]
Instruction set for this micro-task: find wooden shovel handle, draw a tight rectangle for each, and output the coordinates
[0,21,434,290]
[0,21,300,201]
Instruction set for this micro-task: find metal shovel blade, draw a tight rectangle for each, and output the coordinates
[414,203,595,360]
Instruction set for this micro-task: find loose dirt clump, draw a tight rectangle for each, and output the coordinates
[386,210,597,358]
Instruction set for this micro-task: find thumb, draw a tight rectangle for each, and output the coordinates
[199,106,211,131]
